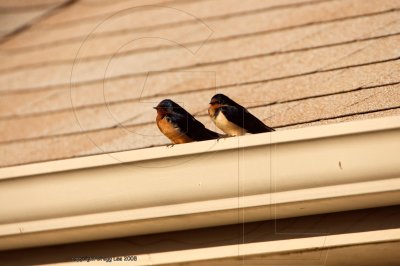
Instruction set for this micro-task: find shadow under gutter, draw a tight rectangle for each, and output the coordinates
[0,116,399,251]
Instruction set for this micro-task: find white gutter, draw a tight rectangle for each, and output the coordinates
[0,116,399,251]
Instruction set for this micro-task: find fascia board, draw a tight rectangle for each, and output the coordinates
[41,229,400,266]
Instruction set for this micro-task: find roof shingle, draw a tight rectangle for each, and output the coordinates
[0,0,399,167]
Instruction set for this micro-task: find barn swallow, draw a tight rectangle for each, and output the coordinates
[208,94,274,136]
[154,99,219,144]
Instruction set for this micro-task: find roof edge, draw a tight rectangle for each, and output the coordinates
[1,115,399,179]
[0,116,399,250]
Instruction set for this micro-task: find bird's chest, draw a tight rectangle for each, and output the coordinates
[214,111,247,136]
[157,116,193,144]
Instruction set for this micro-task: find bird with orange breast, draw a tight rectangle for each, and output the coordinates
[208,94,274,136]
[154,99,219,144]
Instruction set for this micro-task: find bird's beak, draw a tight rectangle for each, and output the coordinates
[153,107,158,109]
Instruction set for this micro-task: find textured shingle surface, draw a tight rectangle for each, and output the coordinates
[0,0,68,39]
[0,0,399,167]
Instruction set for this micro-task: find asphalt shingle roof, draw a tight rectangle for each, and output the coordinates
[0,0,399,167]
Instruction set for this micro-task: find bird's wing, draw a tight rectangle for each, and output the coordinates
[220,106,274,133]
[169,112,219,141]
[219,105,245,127]
[243,109,274,133]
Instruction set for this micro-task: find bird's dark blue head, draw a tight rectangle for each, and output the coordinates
[209,94,234,106]
[154,99,186,115]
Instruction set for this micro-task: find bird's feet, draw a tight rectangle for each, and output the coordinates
[166,143,175,148]
[216,134,229,142]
